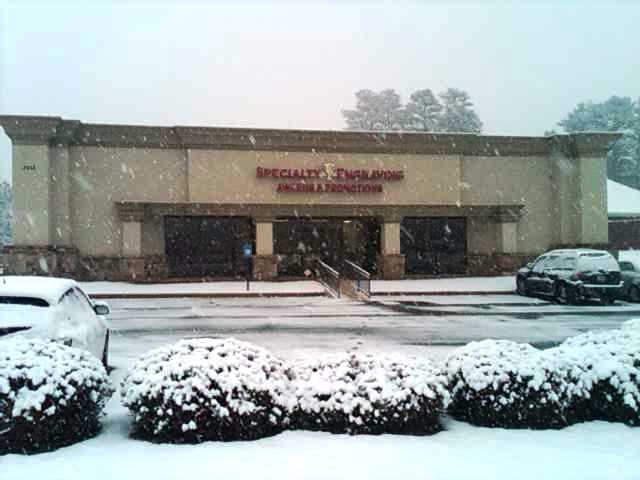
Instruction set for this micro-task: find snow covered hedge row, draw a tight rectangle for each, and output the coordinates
[0,337,113,454]
[552,319,640,426]
[121,321,639,444]
[288,353,449,435]
[121,340,449,442]
[120,338,292,443]
[444,319,640,428]
[444,340,567,429]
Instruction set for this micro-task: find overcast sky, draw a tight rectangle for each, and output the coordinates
[1,0,639,182]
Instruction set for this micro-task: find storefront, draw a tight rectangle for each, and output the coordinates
[0,115,619,280]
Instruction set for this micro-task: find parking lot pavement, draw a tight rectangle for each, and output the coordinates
[105,296,640,372]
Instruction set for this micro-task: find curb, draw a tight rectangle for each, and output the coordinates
[88,291,326,299]
[371,290,516,296]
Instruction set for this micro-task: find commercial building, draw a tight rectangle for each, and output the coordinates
[0,115,619,281]
[607,179,640,251]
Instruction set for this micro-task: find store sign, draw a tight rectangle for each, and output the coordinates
[256,163,404,194]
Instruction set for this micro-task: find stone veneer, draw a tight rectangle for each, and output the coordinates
[378,254,406,280]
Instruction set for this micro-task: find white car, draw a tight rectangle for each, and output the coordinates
[0,276,110,367]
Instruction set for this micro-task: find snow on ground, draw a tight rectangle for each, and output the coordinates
[3,296,640,479]
[372,276,516,293]
[3,381,638,480]
[378,294,548,304]
[103,297,640,363]
[79,277,517,297]
[80,280,326,296]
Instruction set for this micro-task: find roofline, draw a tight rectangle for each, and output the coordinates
[0,114,623,157]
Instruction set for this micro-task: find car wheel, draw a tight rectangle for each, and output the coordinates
[629,285,640,303]
[601,294,616,306]
[630,285,640,303]
[516,278,529,296]
[556,283,575,305]
[101,330,110,369]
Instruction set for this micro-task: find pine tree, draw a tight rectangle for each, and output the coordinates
[404,89,442,131]
[341,89,406,131]
[436,88,482,133]
[558,96,640,189]
[0,182,12,246]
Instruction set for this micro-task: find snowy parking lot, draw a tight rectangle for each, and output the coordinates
[4,294,640,480]
[106,295,640,368]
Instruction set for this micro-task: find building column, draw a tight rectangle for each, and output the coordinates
[122,221,142,257]
[379,219,405,280]
[498,221,517,254]
[492,208,524,273]
[118,203,146,280]
[253,218,278,280]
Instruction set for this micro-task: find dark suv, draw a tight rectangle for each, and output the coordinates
[516,249,623,305]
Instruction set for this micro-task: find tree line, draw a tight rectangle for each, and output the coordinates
[341,88,483,133]
[553,96,640,190]
[342,89,639,190]
[0,181,11,246]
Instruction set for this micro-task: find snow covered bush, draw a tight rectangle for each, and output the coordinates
[548,320,640,426]
[120,338,292,443]
[0,337,113,454]
[287,353,449,435]
[444,340,568,429]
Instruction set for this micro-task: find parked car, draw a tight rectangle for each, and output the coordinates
[619,258,640,303]
[0,276,110,367]
[516,249,623,305]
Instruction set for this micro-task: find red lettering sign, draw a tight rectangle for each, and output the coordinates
[258,164,402,193]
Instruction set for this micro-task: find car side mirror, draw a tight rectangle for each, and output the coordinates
[93,301,110,316]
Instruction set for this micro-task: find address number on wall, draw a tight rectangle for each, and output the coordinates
[22,164,36,171]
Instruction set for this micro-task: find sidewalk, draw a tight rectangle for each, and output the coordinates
[81,277,516,299]
[81,280,327,299]
[371,276,516,295]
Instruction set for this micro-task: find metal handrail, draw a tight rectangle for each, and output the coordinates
[343,259,370,279]
[341,259,371,299]
[316,260,341,298]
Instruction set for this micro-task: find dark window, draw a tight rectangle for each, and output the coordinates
[274,217,380,276]
[401,217,467,275]
[0,296,49,307]
[619,261,634,272]
[165,216,254,277]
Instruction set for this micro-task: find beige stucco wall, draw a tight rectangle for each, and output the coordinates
[13,144,50,245]
[70,146,187,255]
[50,147,72,246]
[578,156,608,244]
[9,141,609,260]
[187,150,462,206]
[461,155,554,253]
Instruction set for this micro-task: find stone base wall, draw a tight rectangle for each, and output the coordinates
[253,255,278,281]
[0,246,79,277]
[0,246,169,282]
[378,254,405,280]
[0,247,544,281]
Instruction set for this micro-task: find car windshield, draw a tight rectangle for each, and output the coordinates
[550,256,576,271]
[577,254,619,272]
[619,261,633,271]
[0,296,49,307]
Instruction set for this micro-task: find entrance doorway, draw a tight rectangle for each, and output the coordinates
[274,217,380,277]
[165,216,254,277]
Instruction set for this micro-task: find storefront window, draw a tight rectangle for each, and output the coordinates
[401,217,467,275]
